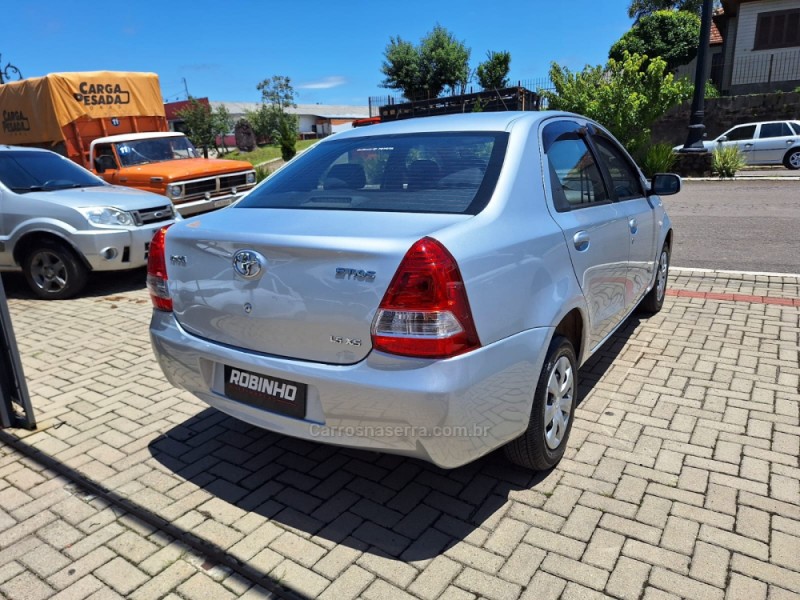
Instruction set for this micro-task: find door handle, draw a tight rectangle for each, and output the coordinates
[744,143,753,147]
[629,218,638,234]
[573,231,590,251]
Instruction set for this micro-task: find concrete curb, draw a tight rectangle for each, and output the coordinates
[672,266,800,279]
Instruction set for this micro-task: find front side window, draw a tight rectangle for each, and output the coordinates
[592,136,644,200]
[0,151,105,193]
[237,132,507,215]
[724,125,756,142]
[759,122,794,139]
[543,122,608,212]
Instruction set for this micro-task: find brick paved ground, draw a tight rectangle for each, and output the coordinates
[0,269,798,599]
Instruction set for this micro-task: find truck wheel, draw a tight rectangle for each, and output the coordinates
[22,240,88,300]
[504,335,577,471]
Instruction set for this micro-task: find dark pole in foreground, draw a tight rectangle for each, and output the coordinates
[681,0,715,151]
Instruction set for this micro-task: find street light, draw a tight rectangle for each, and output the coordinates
[681,0,714,151]
[0,53,23,85]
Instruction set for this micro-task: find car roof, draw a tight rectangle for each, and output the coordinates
[328,111,579,140]
[0,145,56,154]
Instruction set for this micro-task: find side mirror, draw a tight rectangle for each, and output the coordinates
[717,135,728,143]
[651,173,681,196]
[95,155,117,174]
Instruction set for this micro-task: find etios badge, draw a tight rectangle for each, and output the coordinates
[233,250,266,279]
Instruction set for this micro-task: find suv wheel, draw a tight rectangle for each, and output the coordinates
[504,335,577,470]
[784,149,800,170]
[22,240,88,300]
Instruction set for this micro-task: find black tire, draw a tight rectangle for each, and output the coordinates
[22,239,88,300]
[784,149,800,170]
[504,335,577,471]
[639,243,670,315]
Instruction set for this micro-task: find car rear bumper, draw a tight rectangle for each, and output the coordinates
[150,310,553,468]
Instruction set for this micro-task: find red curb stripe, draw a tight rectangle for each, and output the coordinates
[666,289,800,306]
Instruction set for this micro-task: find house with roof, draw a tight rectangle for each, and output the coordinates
[208,102,369,139]
[679,0,800,95]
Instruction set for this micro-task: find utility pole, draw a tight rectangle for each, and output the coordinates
[681,0,714,151]
[182,77,190,99]
[0,53,23,85]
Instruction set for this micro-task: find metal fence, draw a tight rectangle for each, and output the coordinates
[368,77,555,116]
[731,50,800,88]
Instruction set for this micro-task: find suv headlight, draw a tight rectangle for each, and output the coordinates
[79,207,135,227]
[246,172,256,184]
[167,184,183,199]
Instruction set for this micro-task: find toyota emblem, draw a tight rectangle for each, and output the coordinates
[232,250,266,279]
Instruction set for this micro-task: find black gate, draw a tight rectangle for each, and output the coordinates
[0,277,35,429]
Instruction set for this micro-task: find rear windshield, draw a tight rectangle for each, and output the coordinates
[237,131,508,215]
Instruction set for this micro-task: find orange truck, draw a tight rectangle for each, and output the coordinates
[0,71,256,216]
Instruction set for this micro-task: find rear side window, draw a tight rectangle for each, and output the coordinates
[759,122,794,138]
[790,122,800,135]
[543,122,608,212]
[237,132,508,214]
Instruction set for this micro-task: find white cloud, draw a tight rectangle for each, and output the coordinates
[298,76,347,90]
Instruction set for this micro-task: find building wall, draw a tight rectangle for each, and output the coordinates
[731,0,800,91]
[651,91,800,146]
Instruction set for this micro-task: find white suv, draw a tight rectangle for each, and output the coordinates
[0,146,176,299]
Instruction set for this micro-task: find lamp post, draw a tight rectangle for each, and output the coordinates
[681,0,715,151]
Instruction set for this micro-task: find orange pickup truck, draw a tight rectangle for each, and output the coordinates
[0,71,256,216]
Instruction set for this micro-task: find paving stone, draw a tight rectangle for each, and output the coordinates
[648,566,724,600]
[689,541,730,588]
[725,573,767,600]
[177,572,237,600]
[318,565,374,600]
[540,554,609,591]
[408,555,462,600]
[623,539,690,574]
[454,566,522,600]
[606,556,650,600]
[357,550,417,588]
[520,571,566,600]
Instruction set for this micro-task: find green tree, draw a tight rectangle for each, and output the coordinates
[381,25,471,100]
[610,10,701,70]
[476,51,511,90]
[177,97,215,158]
[212,104,233,153]
[627,0,702,21]
[252,75,298,156]
[544,52,693,154]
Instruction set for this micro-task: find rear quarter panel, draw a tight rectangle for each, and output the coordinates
[434,119,586,352]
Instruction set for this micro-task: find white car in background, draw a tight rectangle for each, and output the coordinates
[675,120,800,169]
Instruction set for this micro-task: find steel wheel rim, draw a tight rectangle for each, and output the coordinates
[790,152,800,169]
[544,355,574,450]
[30,251,68,293]
[656,249,669,301]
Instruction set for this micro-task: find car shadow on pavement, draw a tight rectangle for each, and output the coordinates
[1,267,147,300]
[147,315,640,563]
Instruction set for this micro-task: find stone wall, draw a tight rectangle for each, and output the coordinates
[652,92,800,147]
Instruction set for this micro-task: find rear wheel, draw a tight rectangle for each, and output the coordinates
[784,149,800,170]
[639,243,669,314]
[504,335,577,471]
[22,240,88,300]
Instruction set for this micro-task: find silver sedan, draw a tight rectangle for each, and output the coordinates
[149,111,678,470]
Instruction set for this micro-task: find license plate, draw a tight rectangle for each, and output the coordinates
[214,198,233,208]
[223,365,307,419]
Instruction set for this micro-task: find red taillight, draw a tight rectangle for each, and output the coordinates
[371,237,480,358]
[147,225,173,311]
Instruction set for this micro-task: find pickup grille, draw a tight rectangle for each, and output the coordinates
[132,204,174,226]
[179,171,256,201]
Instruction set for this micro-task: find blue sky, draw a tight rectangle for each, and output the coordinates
[7,0,634,107]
